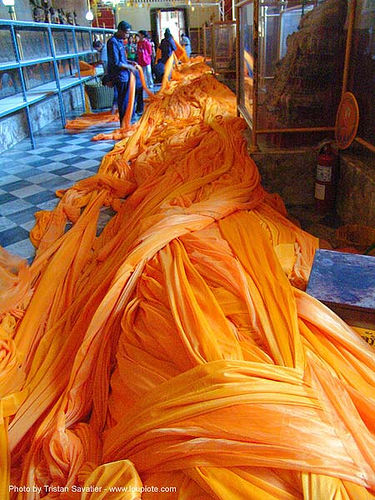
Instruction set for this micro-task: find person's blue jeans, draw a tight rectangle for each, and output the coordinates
[115,79,130,124]
[154,61,165,83]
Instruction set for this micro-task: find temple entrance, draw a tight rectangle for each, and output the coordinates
[151,9,187,44]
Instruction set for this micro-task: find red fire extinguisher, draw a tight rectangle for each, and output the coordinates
[314,141,338,212]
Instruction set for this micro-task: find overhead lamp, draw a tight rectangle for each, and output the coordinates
[86,10,94,21]
[2,0,16,20]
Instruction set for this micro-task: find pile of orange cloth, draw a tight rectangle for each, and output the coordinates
[76,60,96,77]
[0,60,374,500]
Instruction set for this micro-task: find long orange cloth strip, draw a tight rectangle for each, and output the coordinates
[0,61,374,500]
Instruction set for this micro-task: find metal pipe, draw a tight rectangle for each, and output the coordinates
[72,28,86,115]
[342,0,356,95]
[235,5,240,116]
[355,137,375,154]
[0,19,115,34]
[8,6,16,21]
[47,26,67,127]
[251,0,259,152]
[211,23,215,65]
[256,127,335,133]
[10,24,35,148]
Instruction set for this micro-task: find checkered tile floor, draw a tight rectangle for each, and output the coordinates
[0,117,118,263]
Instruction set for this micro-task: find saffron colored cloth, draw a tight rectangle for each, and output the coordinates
[0,60,375,500]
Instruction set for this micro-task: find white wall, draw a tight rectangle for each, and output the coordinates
[0,0,89,26]
[0,2,218,30]
[115,3,219,31]
[0,0,32,21]
[187,5,219,27]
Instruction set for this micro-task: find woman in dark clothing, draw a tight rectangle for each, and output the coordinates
[154,28,177,83]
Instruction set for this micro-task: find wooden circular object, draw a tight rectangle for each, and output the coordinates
[335,92,359,150]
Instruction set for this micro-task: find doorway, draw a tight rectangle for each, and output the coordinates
[151,9,187,44]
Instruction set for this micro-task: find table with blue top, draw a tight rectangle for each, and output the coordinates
[306,249,375,329]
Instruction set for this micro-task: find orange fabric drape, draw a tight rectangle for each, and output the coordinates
[0,61,374,500]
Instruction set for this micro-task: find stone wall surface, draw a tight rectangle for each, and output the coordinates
[0,86,81,153]
[251,149,316,207]
[0,112,28,153]
[249,145,375,228]
[337,152,375,226]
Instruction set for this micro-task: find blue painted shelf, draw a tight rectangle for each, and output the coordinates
[0,20,114,148]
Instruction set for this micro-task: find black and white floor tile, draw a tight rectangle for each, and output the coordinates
[0,118,118,264]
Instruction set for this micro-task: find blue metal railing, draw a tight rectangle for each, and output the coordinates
[0,19,115,148]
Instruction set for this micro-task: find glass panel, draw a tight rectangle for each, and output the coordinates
[0,27,15,63]
[238,2,254,124]
[82,31,91,51]
[66,31,75,53]
[57,58,76,78]
[15,29,51,60]
[0,69,22,98]
[189,27,201,54]
[22,62,54,90]
[212,23,236,73]
[279,4,314,59]
[257,0,347,130]
[76,31,85,52]
[79,53,98,65]
[203,25,212,58]
[348,0,375,146]
[52,30,69,55]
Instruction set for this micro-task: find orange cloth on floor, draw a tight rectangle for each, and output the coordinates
[0,61,374,500]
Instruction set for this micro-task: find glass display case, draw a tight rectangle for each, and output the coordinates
[0,69,22,99]
[23,62,54,90]
[189,27,201,55]
[0,20,114,148]
[52,29,72,56]
[203,25,212,58]
[0,26,17,63]
[212,21,236,74]
[236,0,349,150]
[347,0,375,151]
[237,1,254,126]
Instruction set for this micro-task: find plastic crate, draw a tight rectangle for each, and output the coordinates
[85,81,114,109]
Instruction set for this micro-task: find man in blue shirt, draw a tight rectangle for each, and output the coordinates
[107,21,141,125]
[155,28,177,83]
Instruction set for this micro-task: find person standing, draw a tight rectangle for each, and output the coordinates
[154,28,177,83]
[180,33,191,58]
[93,39,108,72]
[107,21,138,125]
[125,34,137,62]
[137,30,154,90]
